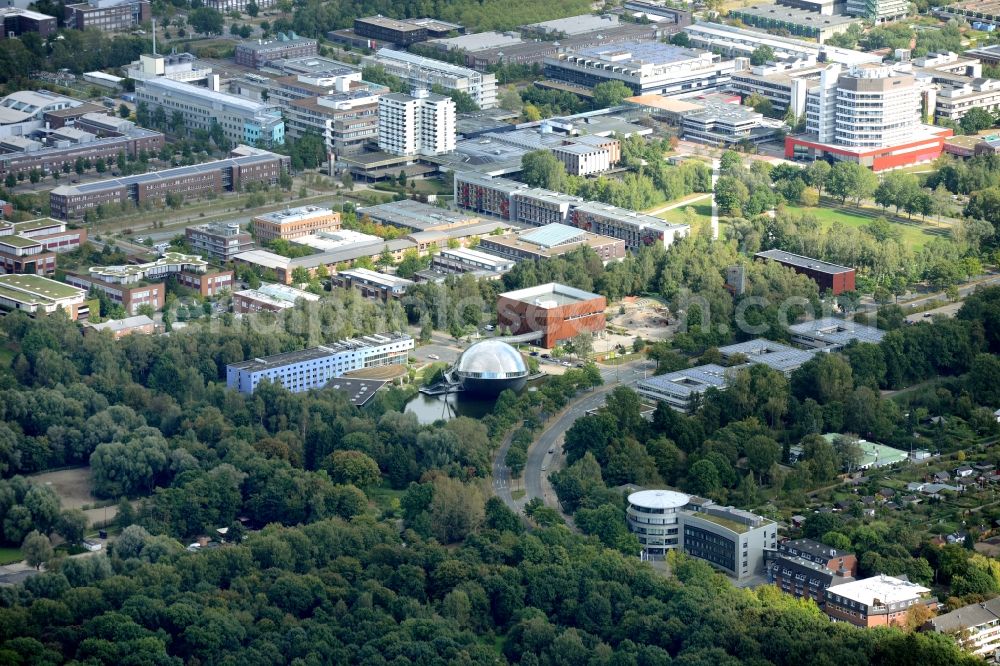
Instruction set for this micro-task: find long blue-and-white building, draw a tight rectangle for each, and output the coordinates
[226,333,413,394]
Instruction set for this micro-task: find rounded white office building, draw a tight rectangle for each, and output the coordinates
[627,489,690,556]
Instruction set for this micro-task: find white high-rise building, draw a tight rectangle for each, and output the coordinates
[378,90,456,157]
[806,63,920,149]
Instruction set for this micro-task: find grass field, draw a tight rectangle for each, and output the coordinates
[658,202,713,229]
[0,547,22,565]
[0,347,14,368]
[367,486,404,514]
[783,204,940,249]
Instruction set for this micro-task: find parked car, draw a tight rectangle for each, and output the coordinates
[427,354,440,360]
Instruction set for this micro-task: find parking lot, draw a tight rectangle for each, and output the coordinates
[412,343,460,364]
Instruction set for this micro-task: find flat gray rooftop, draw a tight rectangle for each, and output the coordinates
[638,363,735,397]
[500,281,602,306]
[789,317,885,345]
[326,377,388,406]
[524,13,620,36]
[731,4,859,28]
[230,334,411,372]
[755,249,853,275]
[52,151,282,196]
[572,41,703,66]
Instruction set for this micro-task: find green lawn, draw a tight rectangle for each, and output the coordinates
[367,486,405,514]
[658,202,713,229]
[0,347,14,368]
[783,204,940,249]
[0,547,22,565]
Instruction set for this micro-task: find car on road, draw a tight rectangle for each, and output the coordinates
[548,448,554,454]
[427,354,440,360]
[529,351,539,356]
[923,313,932,318]
[541,354,550,359]
[541,466,547,472]
[562,361,572,367]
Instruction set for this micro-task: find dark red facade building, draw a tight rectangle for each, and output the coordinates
[497,282,606,349]
[755,249,856,295]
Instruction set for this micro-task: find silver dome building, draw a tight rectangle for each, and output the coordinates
[451,340,529,396]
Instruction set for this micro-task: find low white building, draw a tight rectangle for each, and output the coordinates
[551,142,611,176]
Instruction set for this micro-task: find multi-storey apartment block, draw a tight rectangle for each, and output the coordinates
[928,598,1000,659]
[570,201,689,251]
[285,91,381,156]
[454,173,689,250]
[768,538,857,605]
[378,90,455,157]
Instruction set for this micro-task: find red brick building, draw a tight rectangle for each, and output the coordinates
[825,575,932,628]
[755,249,856,295]
[497,282,606,349]
[768,538,857,606]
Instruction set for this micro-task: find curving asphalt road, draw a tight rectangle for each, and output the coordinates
[492,360,653,515]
